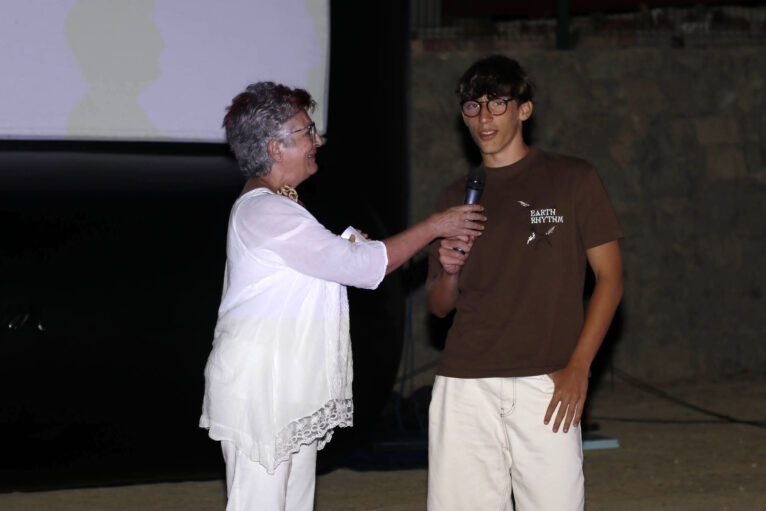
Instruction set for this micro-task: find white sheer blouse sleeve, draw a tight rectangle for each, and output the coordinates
[232,192,387,290]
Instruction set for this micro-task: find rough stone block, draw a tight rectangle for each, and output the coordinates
[694,117,741,145]
[705,145,748,181]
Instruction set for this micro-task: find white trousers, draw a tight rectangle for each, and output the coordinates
[221,440,317,511]
[428,375,584,511]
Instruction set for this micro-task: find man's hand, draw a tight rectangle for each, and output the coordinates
[427,235,476,317]
[544,240,623,434]
[438,235,474,274]
[543,364,590,433]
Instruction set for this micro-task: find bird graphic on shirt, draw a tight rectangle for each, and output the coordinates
[520,200,560,248]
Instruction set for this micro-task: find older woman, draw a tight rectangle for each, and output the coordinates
[199,82,485,511]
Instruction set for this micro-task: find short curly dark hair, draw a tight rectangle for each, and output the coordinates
[222,82,316,178]
[456,55,535,105]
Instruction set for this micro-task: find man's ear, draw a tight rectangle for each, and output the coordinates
[267,139,283,162]
[519,101,533,121]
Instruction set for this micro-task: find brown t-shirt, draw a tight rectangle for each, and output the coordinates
[428,148,623,378]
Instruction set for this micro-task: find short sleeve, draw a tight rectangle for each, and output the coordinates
[233,193,387,289]
[575,167,624,249]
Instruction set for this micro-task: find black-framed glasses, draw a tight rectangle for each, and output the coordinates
[289,122,317,141]
[461,98,513,117]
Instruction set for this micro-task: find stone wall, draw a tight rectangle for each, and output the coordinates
[406,45,766,384]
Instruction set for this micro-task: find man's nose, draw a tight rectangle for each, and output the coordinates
[479,102,493,122]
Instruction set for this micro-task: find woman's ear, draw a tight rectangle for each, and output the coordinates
[267,139,283,162]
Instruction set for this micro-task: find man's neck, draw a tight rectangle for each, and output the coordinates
[483,141,530,169]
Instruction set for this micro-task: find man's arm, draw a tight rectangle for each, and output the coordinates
[427,236,475,317]
[544,239,624,433]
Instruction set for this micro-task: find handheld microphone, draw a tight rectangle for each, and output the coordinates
[454,167,485,254]
[463,166,486,205]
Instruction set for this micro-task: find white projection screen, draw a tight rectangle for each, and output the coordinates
[0,0,330,142]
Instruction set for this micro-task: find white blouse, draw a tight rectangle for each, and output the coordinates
[199,188,388,473]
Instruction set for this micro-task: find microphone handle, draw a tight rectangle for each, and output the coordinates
[454,170,484,255]
[464,187,482,205]
[455,186,483,254]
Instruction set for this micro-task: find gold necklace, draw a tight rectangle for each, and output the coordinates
[275,184,299,203]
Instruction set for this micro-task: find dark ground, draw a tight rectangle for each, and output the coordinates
[1,374,764,510]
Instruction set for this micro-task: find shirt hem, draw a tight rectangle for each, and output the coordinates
[436,364,565,378]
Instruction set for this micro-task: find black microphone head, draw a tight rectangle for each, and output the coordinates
[464,166,486,204]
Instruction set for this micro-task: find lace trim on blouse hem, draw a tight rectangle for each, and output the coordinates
[273,398,353,469]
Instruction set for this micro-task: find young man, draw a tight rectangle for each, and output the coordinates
[426,55,624,511]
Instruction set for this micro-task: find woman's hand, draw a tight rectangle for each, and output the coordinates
[429,204,486,240]
[348,228,370,243]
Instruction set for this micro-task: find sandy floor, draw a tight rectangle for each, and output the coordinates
[1,375,764,511]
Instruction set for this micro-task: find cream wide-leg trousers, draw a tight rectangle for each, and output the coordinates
[221,440,317,511]
[428,375,584,511]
